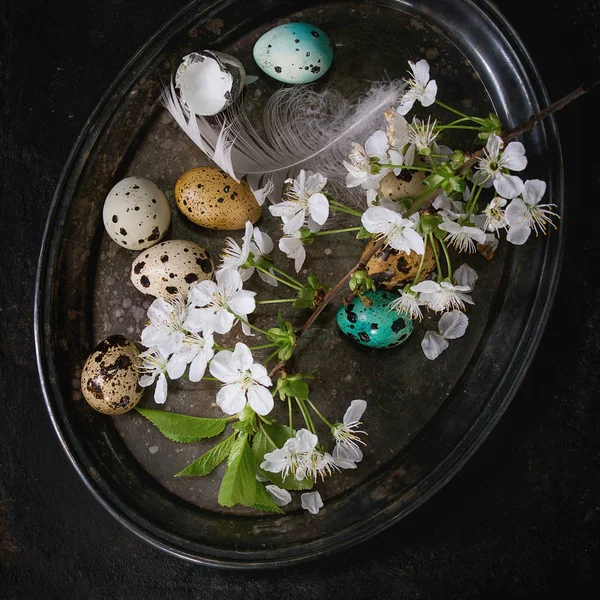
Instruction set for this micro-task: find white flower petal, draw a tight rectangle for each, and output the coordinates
[209,349,238,383]
[282,208,306,234]
[505,198,528,228]
[343,399,367,425]
[138,374,156,388]
[228,290,256,317]
[411,280,440,294]
[154,373,168,404]
[494,174,524,199]
[188,352,209,382]
[420,79,438,106]
[501,141,527,171]
[189,280,217,307]
[506,223,531,245]
[216,383,247,415]
[167,356,188,380]
[232,342,253,371]
[247,383,274,416]
[295,429,318,453]
[265,485,292,507]
[438,310,469,339]
[301,491,324,515]
[307,192,329,225]
[454,264,478,290]
[522,179,546,205]
[249,363,272,387]
[421,331,449,360]
[486,134,502,159]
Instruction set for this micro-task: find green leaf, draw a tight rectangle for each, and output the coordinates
[356,226,372,240]
[175,434,236,477]
[233,420,255,435]
[217,433,257,507]
[252,483,284,514]
[293,273,331,310]
[252,424,314,491]
[136,408,228,443]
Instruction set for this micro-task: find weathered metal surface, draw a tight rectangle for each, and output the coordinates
[35,0,563,567]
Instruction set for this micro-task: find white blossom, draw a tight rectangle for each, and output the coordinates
[167,333,214,382]
[301,491,324,515]
[209,343,273,416]
[482,196,508,232]
[140,297,186,356]
[269,170,329,233]
[389,286,424,321]
[261,429,318,481]
[138,348,169,404]
[438,221,486,253]
[332,400,367,465]
[386,111,440,167]
[433,191,466,222]
[412,280,473,313]
[473,134,527,199]
[220,221,277,286]
[506,179,558,245]
[279,230,307,273]
[184,269,256,336]
[397,59,438,115]
[361,207,424,255]
[344,131,391,190]
[422,310,469,360]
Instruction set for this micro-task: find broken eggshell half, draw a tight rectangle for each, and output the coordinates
[175,50,246,116]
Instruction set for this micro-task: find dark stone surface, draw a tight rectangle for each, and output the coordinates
[0,0,598,597]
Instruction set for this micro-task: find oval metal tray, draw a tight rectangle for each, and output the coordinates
[35,0,563,568]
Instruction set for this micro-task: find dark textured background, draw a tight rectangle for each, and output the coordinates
[1,0,598,598]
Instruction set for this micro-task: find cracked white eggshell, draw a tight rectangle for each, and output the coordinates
[175,51,245,117]
[103,177,171,250]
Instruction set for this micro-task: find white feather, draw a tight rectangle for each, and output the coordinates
[162,80,406,202]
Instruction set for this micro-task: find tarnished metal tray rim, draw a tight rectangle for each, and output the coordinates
[35,0,564,568]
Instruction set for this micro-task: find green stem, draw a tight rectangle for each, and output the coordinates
[258,413,273,425]
[439,238,453,279]
[412,245,428,285]
[436,125,482,131]
[306,398,334,428]
[329,204,363,217]
[234,314,270,336]
[252,264,302,290]
[429,233,443,282]
[312,227,362,236]
[263,348,280,365]
[379,164,434,173]
[257,299,296,305]
[405,188,436,218]
[466,184,484,219]
[249,343,278,350]
[435,99,472,119]
[296,398,316,434]
[268,264,304,287]
[288,397,293,433]
[202,376,219,382]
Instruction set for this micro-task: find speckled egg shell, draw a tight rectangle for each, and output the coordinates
[174,167,261,230]
[377,170,427,200]
[253,23,333,84]
[102,177,171,250]
[131,240,214,299]
[81,335,143,415]
[336,290,413,349]
[363,239,437,290]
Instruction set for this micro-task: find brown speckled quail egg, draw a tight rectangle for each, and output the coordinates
[377,170,427,200]
[81,335,143,415]
[174,167,261,230]
[131,239,214,299]
[103,176,171,250]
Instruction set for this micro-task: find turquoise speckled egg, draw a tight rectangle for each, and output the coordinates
[336,290,414,349]
[253,23,333,84]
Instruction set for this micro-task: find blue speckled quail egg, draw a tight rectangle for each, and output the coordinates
[175,50,246,117]
[103,177,171,250]
[81,335,143,415]
[253,23,333,84]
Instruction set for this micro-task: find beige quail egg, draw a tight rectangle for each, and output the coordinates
[130,239,214,299]
[103,176,171,250]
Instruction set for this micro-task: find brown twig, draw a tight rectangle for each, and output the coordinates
[268,77,599,381]
[268,238,386,378]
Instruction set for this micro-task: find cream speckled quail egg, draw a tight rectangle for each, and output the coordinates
[103,177,171,250]
[131,240,214,299]
[81,335,143,415]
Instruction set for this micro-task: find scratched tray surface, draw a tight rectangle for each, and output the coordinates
[38,0,562,566]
